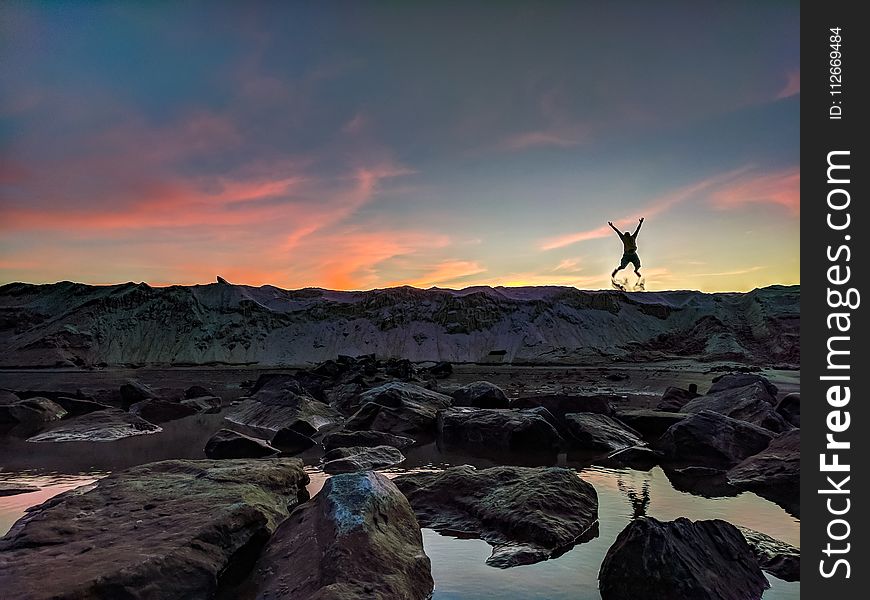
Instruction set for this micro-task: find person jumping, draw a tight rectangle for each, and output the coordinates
[609,217,644,278]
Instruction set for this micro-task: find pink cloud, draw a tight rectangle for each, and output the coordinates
[710,168,799,214]
[776,69,800,99]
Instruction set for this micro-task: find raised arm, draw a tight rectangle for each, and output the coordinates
[633,217,645,237]
[608,221,621,236]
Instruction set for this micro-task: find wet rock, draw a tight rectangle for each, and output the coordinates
[437,407,564,453]
[0,459,309,600]
[662,466,738,498]
[179,395,222,413]
[599,517,768,600]
[129,397,198,424]
[510,393,615,419]
[728,429,800,515]
[344,382,452,435]
[656,385,699,411]
[602,446,663,470]
[225,383,342,434]
[394,465,598,568]
[204,428,279,459]
[0,482,40,496]
[52,396,111,417]
[322,445,405,474]
[709,373,778,398]
[270,427,316,454]
[26,408,160,442]
[563,413,645,454]
[322,430,416,451]
[680,382,790,432]
[251,471,433,600]
[776,392,800,427]
[119,379,160,409]
[613,409,687,439]
[184,384,213,399]
[737,526,800,582]
[0,397,67,429]
[658,410,774,469]
[451,381,509,409]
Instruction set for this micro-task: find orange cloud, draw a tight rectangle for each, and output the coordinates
[389,260,487,288]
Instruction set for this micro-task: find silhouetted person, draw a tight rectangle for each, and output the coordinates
[609,217,644,278]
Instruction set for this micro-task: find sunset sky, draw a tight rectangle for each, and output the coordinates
[0,2,799,292]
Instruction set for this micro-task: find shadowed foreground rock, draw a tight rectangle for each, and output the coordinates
[563,413,645,454]
[394,465,598,568]
[728,429,800,516]
[205,428,279,459]
[599,517,768,600]
[322,445,405,474]
[437,407,564,453]
[322,430,416,451]
[738,526,800,582]
[251,471,433,600]
[0,459,310,600]
[658,410,773,468]
[26,408,161,442]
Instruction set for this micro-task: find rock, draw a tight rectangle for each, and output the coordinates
[680,382,790,432]
[26,408,161,442]
[52,396,111,417]
[728,429,800,515]
[225,383,342,434]
[510,393,615,418]
[129,397,198,424]
[251,471,433,600]
[599,517,768,600]
[602,446,663,470]
[437,408,564,453]
[451,381,509,408]
[658,410,774,468]
[709,373,778,398]
[737,526,800,582]
[119,379,160,409]
[322,430,416,451]
[184,385,213,399]
[344,382,452,435]
[0,397,67,428]
[563,413,645,454]
[0,482,40,496]
[662,466,738,498]
[394,465,598,568]
[656,385,699,411]
[605,372,628,381]
[0,459,310,600]
[270,427,316,454]
[0,389,20,404]
[204,429,279,459]
[424,361,453,378]
[613,409,687,439]
[179,395,222,413]
[776,392,800,427]
[322,445,405,474]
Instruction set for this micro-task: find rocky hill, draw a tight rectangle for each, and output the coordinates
[0,280,799,368]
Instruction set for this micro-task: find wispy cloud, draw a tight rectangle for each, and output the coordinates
[776,69,800,99]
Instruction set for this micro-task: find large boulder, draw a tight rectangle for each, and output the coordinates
[251,471,433,599]
[180,395,222,414]
[0,459,310,600]
[656,385,699,411]
[599,517,768,600]
[614,409,687,439]
[344,382,452,435]
[0,397,67,429]
[708,373,778,398]
[394,465,598,568]
[322,430,416,451]
[509,393,615,419]
[437,407,564,453]
[270,427,317,454]
[322,445,405,474]
[737,526,800,582]
[563,413,645,454]
[118,379,161,409]
[204,429,279,459]
[225,384,342,434]
[658,410,774,468]
[129,397,198,424]
[776,392,800,427]
[451,381,509,408]
[680,382,791,432]
[25,408,161,442]
[728,429,800,515]
[52,396,111,417]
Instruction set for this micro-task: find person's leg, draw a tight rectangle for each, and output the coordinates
[613,254,630,278]
[631,254,642,277]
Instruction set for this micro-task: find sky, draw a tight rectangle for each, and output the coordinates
[0,1,800,292]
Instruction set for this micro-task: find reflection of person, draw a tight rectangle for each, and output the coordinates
[609,217,644,278]
[617,477,651,519]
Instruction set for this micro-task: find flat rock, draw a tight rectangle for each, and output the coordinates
[451,381,509,408]
[599,517,768,600]
[563,413,645,454]
[437,407,564,453]
[394,465,598,568]
[26,408,161,442]
[225,391,341,434]
[251,471,433,600]
[205,428,279,459]
[658,410,774,468]
[728,429,800,515]
[681,382,791,432]
[322,430,416,451]
[0,459,310,600]
[180,395,222,413]
[656,385,699,411]
[776,392,800,427]
[322,445,405,474]
[613,409,686,439]
[344,382,452,435]
[709,373,778,398]
[129,397,198,424]
[0,482,40,496]
[509,393,615,418]
[271,427,316,454]
[737,526,800,582]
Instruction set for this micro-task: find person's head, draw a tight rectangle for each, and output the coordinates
[624,231,631,237]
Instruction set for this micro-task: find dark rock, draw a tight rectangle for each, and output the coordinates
[179,395,222,413]
[271,427,316,454]
[510,393,616,419]
[452,381,509,409]
[599,517,768,600]
[279,419,319,437]
[0,482,40,496]
[394,465,598,568]
[322,430,416,451]
[728,429,800,515]
[129,397,198,424]
[0,390,19,405]
[251,471,433,599]
[563,413,645,454]
[25,408,161,442]
[52,396,111,417]
[662,466,738,498]
[424,361,453,378]
[776,392,800,427]
[437,407,564,453]
[658,410,774,469]
[681,382,790,432]
[119,379,159,409]
[184,385,213,399]
[605,372,628,381]
[344,382,452,435]
[322,445,405,474]
[737,526,800,582]
[656,385,700,411]
[0,459,310,600]
[602,446,663,470]
[204,429,279,459]
[0,397,67,428]
[614,409,687,439]
[709,373,778,398]
[225,383,341,434]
